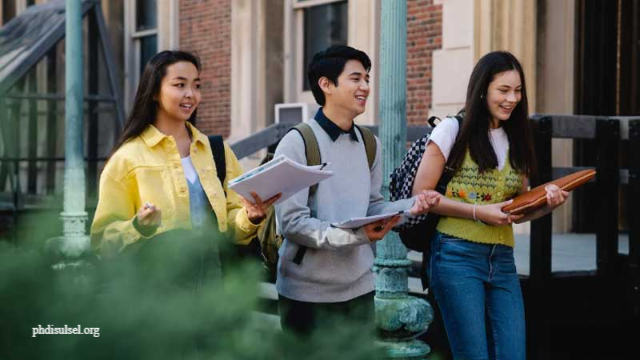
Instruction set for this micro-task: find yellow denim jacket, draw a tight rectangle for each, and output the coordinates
[90,123,259,256]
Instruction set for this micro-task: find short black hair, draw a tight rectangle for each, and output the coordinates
[307,45,372,106]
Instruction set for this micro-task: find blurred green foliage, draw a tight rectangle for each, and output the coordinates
[0,229,382,360]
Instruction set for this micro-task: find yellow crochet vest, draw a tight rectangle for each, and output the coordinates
[436,151,524,247]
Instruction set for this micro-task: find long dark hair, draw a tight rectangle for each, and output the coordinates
[112,50,202,153]
[448,51,536,177]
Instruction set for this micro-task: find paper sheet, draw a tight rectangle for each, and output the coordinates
[228,155,333,204]
[332,211,406,229]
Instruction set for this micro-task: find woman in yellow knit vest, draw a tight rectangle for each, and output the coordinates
[91,51,279,284]
[412,51,568,360]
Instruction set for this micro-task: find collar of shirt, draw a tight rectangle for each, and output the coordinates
[314,108,359,142]
[140,121,208,148]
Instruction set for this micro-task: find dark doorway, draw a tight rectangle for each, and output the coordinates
[573,0,639,232]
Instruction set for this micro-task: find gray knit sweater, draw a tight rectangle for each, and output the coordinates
[274,118,414,303]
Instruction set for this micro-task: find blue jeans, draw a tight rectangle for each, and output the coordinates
[428,231,526,360]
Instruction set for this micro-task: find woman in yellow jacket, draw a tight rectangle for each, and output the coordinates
[91,51,278,280]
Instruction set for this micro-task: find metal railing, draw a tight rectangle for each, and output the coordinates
[229,122,431,160]
[528,114,639,281]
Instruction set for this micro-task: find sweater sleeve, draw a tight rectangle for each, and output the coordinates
[274,131,371,250]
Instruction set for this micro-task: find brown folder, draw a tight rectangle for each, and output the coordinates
[501,169,596,215]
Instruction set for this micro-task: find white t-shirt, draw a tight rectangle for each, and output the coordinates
[181,155,214,229]
[181,155,198,183]
[428,117,510,170]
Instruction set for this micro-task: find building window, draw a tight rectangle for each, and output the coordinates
[284,0,377,124]
[133,0,158,75]
[1,1,15,24]
[125,0,163,108]
[1,0,37,26]
[291,0,348,94]
[301,1,348,90]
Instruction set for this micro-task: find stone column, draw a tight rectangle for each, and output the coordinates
[473,0,537,110]
[46,0,90,271]
[374,1,433,359]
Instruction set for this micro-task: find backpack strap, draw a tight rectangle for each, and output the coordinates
[453,114,463,127]
[208,135,226,186]
[289,123,322,199]
[427,116,441,127]
[437,115,463,190]
[287,123,322,265]
[355,124,376,170]
[428,114,464,128]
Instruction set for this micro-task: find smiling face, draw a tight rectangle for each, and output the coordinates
[486,69,522,129]
[322,59,370,118]
[156,61,201,124]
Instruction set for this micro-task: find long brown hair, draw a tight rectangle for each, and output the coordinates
[111,50,202,154]
[448,51,536,177]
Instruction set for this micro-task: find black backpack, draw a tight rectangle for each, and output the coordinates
[208,135,227,186]
[389,115,463,253]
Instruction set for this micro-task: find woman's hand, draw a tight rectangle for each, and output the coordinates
[477,200,523,226]
[135,202,162,235]
[241,191,282,224]
[513,184,570,224]
[363,216,401,242]
[409,190,441,216]
[545,184,569,209]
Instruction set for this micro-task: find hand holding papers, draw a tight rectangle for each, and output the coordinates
[332,211,405,229]
[239,191,282,224]
[228,155,333,204]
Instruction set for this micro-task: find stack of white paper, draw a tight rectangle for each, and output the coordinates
[228,155,333,204]
[332,211,406,229]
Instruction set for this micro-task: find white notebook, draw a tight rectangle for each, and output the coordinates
[228,155,333,204]
[332,211,406,229]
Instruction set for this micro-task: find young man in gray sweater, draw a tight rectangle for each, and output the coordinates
[274,45,439,334]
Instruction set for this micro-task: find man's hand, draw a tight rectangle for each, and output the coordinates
[409,190,440,216]
[363,215,401,242]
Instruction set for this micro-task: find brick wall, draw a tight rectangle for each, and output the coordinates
[407,0,443,125]
[180,0,232,137]
[177,0,441,133]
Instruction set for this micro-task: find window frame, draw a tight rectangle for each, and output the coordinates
[1,0,29,25]
[124,0,179,110]
[292,0,345,10]
[124,0,158,109]
[284,0,348,104]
